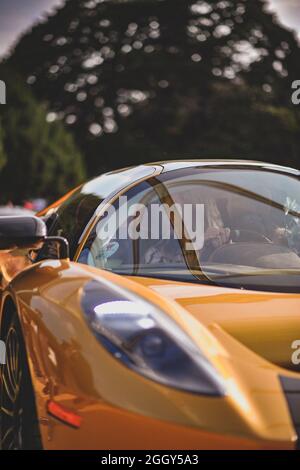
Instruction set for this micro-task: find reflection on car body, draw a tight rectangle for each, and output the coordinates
[0,160,300,450]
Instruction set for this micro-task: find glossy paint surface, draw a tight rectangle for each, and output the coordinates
[0,160,299,449]
[0,261,296,449]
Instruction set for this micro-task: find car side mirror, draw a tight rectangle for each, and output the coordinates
[0,216,46,250]
[37,236,69,260]
[0,216,69,259]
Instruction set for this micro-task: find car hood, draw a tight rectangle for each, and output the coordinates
[128,276,300,374]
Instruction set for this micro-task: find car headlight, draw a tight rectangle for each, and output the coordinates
[81,280,225,396]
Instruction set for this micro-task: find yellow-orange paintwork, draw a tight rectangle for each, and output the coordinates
[0,260,297,449]
[1,160,300,449]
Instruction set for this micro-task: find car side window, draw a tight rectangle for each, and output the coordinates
[47,191,103,259]
[77,179,188,272]
[42,167,157,260]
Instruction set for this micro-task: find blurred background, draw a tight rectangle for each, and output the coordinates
[0,0,299,209]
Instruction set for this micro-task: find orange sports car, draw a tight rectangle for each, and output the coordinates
[0,160,300,450]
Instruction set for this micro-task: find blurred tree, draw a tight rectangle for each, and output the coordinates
[0,66,85,203]
[178,83,300,166]
[4,0,300,174]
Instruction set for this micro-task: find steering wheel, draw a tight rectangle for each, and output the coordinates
[205,229,272,263]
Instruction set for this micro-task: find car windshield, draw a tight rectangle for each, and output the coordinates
[79,166,300,292]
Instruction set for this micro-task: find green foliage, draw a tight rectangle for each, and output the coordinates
[0,67,85,203]
[4,0,300,183]
[171,83,300,167]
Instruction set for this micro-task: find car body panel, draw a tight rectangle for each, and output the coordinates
[0,261,296,449]
[131,277,300,372]
[1,160,300,449]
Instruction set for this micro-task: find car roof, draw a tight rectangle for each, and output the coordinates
[144,159,300,176]
[75,159,300,209]
[39,159,299,221]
